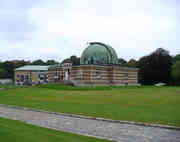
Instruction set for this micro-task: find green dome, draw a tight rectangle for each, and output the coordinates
[80,42,119,65]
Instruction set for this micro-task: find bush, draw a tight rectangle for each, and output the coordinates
[171,61,180,85]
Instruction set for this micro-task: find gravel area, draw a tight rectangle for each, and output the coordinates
[0,105,180,142]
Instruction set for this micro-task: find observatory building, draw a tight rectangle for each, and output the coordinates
[48,42,138,86]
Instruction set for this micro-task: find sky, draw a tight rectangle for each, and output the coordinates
[0,0,179,62]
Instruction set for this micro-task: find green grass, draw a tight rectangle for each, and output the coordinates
[0,85,180,126]
[0,84,22,89]
[0,118,110,142]
[38,83,150,90]
[39,84,115,90]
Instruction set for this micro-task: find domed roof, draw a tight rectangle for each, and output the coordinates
[80,42,119,65]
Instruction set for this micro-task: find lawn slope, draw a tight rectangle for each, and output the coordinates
[0,118,110,142]
[0,85,180,126]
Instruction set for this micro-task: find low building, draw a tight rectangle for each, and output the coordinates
[48,42,138,86]
[14,65,49,85]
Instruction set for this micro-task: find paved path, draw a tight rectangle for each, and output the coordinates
[0,106,180,142]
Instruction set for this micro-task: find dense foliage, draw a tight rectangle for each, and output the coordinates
[171,61,180,85]
[139,48,173,85]
[61,55,80,65]
[173,54,180,63]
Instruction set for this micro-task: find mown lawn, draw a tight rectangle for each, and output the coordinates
[0,118,110,142]
[0,84,23,89]
[0,85,180,126]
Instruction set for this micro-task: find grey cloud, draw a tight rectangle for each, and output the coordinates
[0,0,179,61]
[0,0,37,11]
[0,0,38,41]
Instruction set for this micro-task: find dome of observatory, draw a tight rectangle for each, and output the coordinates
[80,42,119,65]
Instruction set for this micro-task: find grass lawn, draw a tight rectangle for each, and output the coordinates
[0,84,23,89]
[0,84,180,126]
[0,118,110,142]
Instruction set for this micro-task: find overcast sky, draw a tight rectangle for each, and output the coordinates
[0,0,179,62]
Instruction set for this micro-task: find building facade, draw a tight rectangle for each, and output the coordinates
[14,42,138,86]
[14,66,49,85]
[48,42,138,86]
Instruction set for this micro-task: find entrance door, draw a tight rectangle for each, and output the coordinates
[65,69,70,80]
[65,71,69,80]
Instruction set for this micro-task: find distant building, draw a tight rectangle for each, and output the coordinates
[14,65,49,85]
[14,42,138,86]
[48,42,138,86]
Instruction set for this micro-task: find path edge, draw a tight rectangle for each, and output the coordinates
[0,104,180,131]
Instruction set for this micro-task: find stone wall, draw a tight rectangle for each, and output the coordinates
[14,71,48,85]
[70,65,138,86]
[48,67,61,83]
[47,65,138,86]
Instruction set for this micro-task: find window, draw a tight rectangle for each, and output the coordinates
[61,75,63,80]
[76,71,83,79]
[124,73,128,80]
[20,75,24,82]
[39,74,45,80]
[54,71,58,79]
[25,75,29,80]
[96,72,101,80]
[54,72,58,76]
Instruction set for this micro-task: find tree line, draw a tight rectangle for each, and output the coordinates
[0,48,180,85]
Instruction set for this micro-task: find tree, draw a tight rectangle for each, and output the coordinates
[118,58,138,67]
[2,61,16,79]
[118,58,127,65]
[171,61,180,85]
[173,54,180,63]
[0,60,31,79]
[139,48,173,85]
[70,56,80,65]
[61,56,80,65]
[32,59,45,65]
[126,59,138,67]
[0,62,3,69]
[0,68,8,79]
[46,60,59,65]
[61,58,72,64]
[15,60,30,68]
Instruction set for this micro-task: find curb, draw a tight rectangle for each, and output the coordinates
[0,104,180,131]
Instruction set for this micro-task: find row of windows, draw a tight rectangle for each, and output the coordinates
[75,72,129,80]
[17,75,30,79]
[62,63,72,67]
[20,71,129,81]
[16,74,48,80]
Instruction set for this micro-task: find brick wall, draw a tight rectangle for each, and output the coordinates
[14,71,48,84]
[71,65,138,86]
[48,65,138,86]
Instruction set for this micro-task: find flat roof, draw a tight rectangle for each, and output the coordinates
[15,65,49,71]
